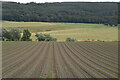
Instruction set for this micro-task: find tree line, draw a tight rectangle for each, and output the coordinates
[2,1,118,25]
[2,28,57,41]
[1,28,78,42]
[2,28,32,41]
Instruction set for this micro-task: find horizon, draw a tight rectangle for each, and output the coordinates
[1,0,119,3]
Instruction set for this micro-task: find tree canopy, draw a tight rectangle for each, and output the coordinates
[2,2,118,24]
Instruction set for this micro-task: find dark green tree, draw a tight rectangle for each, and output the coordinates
[66,37,77,42]
[2,28,21,41]
[35,33,57,41]
[10,29,21,41]
[21,29,32,41]
[2,28,11,41]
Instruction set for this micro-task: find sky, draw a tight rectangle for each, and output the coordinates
[1,0,119,3]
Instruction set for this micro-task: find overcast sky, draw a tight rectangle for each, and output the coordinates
[1,0,119,3]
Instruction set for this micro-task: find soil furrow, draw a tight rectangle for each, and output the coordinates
[68,42,118,77]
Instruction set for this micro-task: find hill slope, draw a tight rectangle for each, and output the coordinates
[2,2,118,24]
[3,21,118,41]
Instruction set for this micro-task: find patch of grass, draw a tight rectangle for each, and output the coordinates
[2,21,118,41]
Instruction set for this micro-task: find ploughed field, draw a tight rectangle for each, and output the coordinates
[2,42,118,78]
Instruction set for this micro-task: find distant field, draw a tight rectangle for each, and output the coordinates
[2,21,118,41]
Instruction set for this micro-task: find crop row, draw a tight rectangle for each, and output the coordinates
[2,42,118,78]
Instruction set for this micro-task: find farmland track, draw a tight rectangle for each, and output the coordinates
[2,42,118,78]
